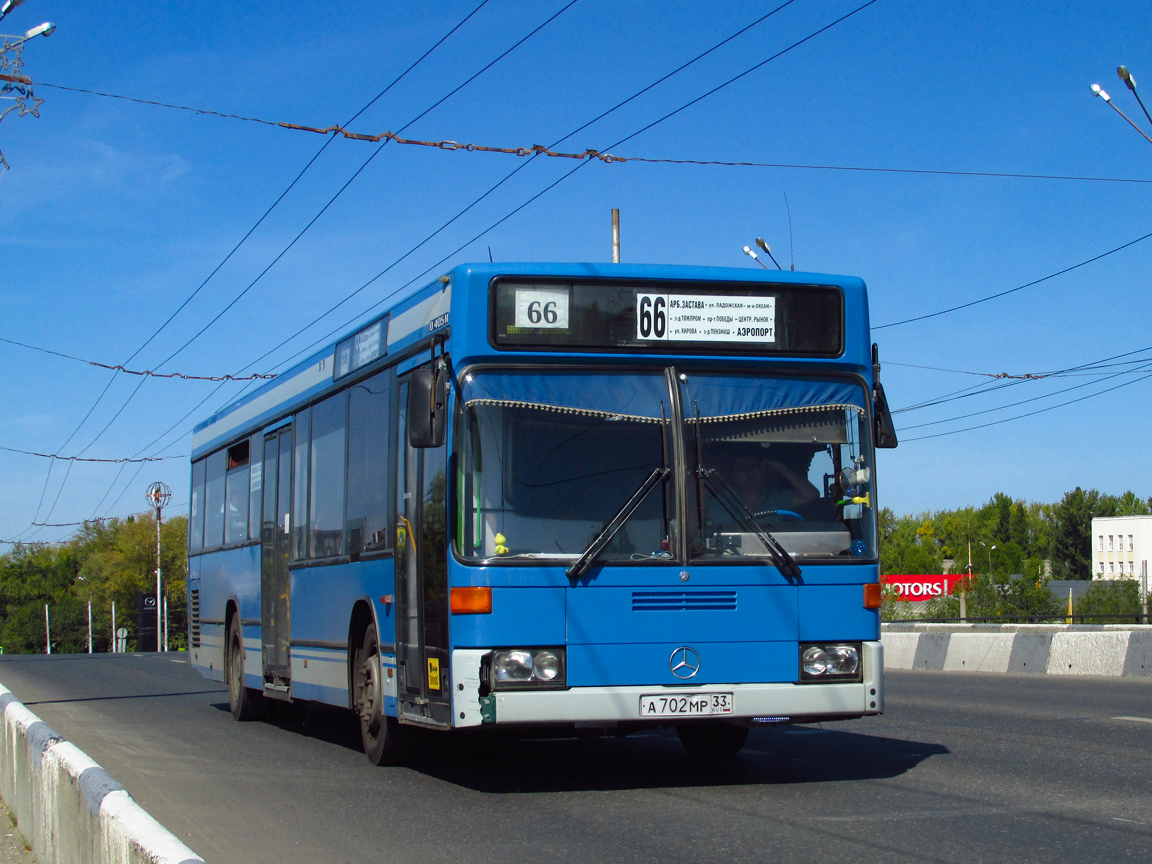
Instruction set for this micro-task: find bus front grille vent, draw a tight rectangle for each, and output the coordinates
[632,591,737,612]
[190,588,201,648]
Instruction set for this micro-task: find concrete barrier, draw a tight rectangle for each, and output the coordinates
[882,623,1152,677]
[0,682,204,864]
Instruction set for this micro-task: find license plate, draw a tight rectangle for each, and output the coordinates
[639,693,733,717]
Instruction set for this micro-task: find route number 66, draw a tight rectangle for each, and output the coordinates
[637,294,667,340]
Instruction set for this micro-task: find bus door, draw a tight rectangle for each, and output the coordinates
[396,373,452,726]
[260,426,293,690]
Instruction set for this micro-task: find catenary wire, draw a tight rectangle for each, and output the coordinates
[5,0,497,544]
[875,229,1152,330]
[897,359,1152,431]
[229,0,876,385]
[900,370,1152,442]
[67,0,577,528]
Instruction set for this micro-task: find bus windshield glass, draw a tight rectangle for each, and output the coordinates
[457,368,876,564]
[457,370,673,562]
[681,372,875,561]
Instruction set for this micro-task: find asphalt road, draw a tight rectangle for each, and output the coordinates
[0,653,1149,864]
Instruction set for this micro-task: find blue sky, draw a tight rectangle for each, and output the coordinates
[2,0,1151,545]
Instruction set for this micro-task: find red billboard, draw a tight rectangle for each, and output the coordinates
[881,574,965,601]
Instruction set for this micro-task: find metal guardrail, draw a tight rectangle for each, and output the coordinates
[892,613,1151,625]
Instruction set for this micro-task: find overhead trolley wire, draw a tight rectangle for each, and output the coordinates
[3,0,497,545]
[900,370,1152,442]
[228,0,867,385]
[892,343,1152,415]
[897,358,1152,432]
[34,78,1152,186]
[875,229,1152,330]
[69,0,579,527]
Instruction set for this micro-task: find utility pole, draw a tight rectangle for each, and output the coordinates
[611,208,620,263]
[146,482,171,652]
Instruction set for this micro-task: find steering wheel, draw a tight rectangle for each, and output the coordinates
[753,509,804,522]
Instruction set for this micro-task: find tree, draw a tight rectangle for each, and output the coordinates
[1049,487,1099,580]
[0,513,188,654]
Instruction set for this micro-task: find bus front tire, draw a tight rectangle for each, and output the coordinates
[354,623,409,765]
[227,618,263,721]
[676,721,749,757]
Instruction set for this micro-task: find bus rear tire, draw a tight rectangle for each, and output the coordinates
[676,721,749,757]
[227,617,263,721]
[354,623,409,765]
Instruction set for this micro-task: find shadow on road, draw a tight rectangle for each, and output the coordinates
[210,696,948,792]
[410,725,949,793]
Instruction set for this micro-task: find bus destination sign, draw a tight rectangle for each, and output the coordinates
[635,293,776,344]
[491,278,842,356]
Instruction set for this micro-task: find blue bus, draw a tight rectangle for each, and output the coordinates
[187,262,898,762]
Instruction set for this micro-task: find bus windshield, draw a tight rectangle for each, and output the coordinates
[680,372,875,561]
[456,368,876,564]
[457,370,673,562]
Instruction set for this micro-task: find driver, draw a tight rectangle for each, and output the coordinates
[725,445,818,518]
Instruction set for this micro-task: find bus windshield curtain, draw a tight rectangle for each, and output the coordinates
[461,371,667,422]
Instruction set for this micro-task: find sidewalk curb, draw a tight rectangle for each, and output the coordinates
[0,682,203,864]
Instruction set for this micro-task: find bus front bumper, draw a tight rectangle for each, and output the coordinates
[450,641,883,728]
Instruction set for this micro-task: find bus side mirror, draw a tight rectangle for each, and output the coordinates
[873,381,898,449]
[408,364,447,448]
[871,343,898,449]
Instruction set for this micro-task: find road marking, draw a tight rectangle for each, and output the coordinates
[1112,817,1144,824]
[1112,716,1152,724]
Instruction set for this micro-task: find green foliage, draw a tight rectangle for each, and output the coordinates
[0,514,187,654]
[879,485,1151,620]
[922,573,1064,620]
[1074,579,1144,624]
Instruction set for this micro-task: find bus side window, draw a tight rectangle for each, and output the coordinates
[189,458,206,553]
[347,369,393,555]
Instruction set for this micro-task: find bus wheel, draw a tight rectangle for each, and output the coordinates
[354,623,408,765]
[676,722,749,757]
[227,617,263,721]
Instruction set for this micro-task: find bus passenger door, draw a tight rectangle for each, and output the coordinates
[261,427,292,689]
[396,376,452,726]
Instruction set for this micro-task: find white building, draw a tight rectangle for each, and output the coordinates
[1090,515,1152,581]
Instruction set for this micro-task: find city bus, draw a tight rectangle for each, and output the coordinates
[186,261,898,763]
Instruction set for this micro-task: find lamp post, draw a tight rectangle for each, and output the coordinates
[0,18,54,171]
[145,482,171,652]
[1117,67,1152,130]
[1091,83,1152,146]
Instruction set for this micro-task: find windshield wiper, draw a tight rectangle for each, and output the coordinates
[698,467,802,581]
[566,467,670,583]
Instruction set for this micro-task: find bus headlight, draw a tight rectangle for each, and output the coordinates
[799,643,861,682]
[487,648,567,690]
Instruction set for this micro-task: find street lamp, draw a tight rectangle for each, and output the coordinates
[146,482,172,652]
[0,1,25,24]
[1117,66,1152,128]
[1091,82,1152,146]
[742,245,770,269]
[755,237,783,270]
[1,20,55,47]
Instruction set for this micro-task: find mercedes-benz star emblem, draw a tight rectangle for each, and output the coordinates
[669,646,701,679]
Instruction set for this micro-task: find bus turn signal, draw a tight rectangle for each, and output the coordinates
[863,583,882,609]
[451,586,492,614]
